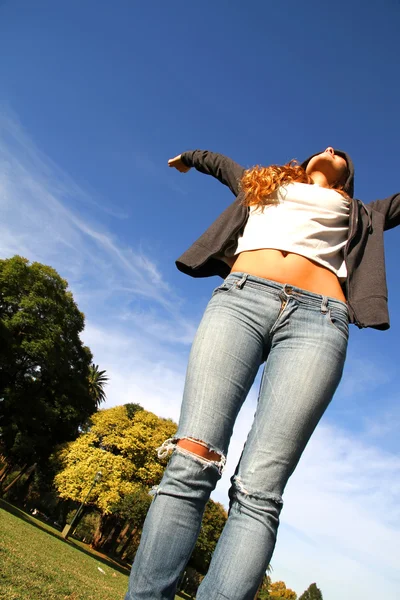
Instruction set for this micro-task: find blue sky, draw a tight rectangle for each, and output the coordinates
[0,1,399,598]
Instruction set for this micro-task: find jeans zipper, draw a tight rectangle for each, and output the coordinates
[278,298,288,317]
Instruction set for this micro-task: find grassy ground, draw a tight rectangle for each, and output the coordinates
[0,501,184,600]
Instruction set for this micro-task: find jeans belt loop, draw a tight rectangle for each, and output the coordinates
[236,274,248,289]
[321,296,329,314]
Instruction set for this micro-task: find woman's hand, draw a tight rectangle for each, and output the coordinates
[168,154,191,173]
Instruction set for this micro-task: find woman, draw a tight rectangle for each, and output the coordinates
[125,148,399,600]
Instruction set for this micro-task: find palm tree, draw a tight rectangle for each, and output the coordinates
[88,364,108,405]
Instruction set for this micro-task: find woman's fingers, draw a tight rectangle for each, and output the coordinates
[168,154,191,172]
[168,154,181,165]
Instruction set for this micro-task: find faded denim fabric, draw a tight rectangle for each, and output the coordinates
[125,273,348,600]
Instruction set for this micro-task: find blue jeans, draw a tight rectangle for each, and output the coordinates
[125,273,348,600]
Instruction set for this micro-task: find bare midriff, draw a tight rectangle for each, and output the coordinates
[230,249,347,303]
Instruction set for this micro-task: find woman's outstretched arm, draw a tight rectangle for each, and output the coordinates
[168,150,245,197]
[368,193,400,230]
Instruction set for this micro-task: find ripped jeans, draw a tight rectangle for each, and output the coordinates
[125,273,348,600]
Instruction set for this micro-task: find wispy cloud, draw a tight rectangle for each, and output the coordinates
[340,355,392,398]
[82,323,187,421]
[362,401,400,440]
[212,415,400,599]
[0,107,198,424]
[0,109,190,320]
[271,423,400,598]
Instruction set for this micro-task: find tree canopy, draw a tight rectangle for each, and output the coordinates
[0,256,100,469]
[54,404,177,513]
[298,583,323,600]
[269,580,297,599]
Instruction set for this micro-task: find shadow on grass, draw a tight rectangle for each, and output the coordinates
[0,498,130,576]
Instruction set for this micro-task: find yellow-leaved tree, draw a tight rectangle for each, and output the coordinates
[54,403,177,549]
[269,580,297,599]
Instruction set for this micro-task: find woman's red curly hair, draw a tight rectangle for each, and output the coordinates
[240,160,348,208]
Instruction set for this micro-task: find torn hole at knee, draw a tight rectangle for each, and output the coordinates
[157,436,226,474]
[177,438,222,462]
[233,476,283,505]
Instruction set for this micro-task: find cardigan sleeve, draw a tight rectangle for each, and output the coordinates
[181,150,245,197]
[367,193,400,231]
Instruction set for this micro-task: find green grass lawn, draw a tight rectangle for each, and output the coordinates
[0,503,184,600]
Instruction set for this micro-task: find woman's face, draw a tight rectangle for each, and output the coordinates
[306,147,348,187]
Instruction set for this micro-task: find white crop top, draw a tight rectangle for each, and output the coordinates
[231,182,350,279]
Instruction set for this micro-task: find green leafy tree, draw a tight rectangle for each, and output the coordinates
[299,583,323,600]
[0,256,99,486]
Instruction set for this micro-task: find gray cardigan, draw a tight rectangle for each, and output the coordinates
[177,150,400,330]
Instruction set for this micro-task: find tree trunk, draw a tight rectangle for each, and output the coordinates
[0,462,11,484]
[91,513,115,550]
[100,516,119,550]
[55,499,72,529]
[112,520,131,554]
[1,463,29,495]
[114,523,134,557]
[91,513,103,548]
[101,521,124,555]
[120,528,138,562]
[14,464,37,504]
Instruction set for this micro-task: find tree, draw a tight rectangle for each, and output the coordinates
[270,580,297,600]
[0,256,100,483]
[88,364,108,404]
[54,404,177,549]
[299,583,323,600]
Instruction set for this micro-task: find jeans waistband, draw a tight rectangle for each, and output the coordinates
[226,272,348,313]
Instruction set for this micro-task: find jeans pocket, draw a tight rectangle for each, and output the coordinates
[212,278,236,297]
[327,307,349,341]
